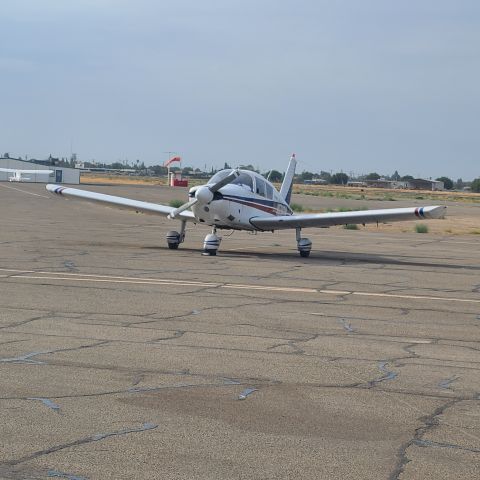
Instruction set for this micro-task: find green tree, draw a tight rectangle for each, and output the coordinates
[471,178,480,192]
[401,175,414,181]
[239,164,258,172]
[455,178,464,190]
[391,170,400,181]
[150,165,168,175]
[319,171,332,183]
[365,172,381,180]
[268,170,283,182]
[331,172,349,185]
[436,176,453,190]
[298,171,314,181]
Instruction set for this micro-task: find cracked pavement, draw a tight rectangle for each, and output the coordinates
[0,183,479,479]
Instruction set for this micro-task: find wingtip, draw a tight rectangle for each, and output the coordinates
[424,205,447,219]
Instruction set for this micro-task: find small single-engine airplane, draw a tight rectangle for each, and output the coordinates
[0,167,54,182]
[46,154,446,257]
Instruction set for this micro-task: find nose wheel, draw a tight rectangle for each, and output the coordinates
[203,227,221,256]
[296,228,312,258]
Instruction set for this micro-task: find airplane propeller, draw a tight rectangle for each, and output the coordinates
[168,169,240,219]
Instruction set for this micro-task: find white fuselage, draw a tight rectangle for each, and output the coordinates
[190,170,292,230]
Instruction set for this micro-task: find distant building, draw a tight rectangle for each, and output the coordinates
[365,179,408,189]
[347,181,367,187]
[303,178,327,185]
[406,179,444,191]
[0,157,80,184]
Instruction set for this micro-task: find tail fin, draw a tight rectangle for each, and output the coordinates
[280,153,297,204]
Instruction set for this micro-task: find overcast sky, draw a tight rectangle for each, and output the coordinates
[1,0,479,179]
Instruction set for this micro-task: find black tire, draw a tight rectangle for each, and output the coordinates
[299,250,310,258]
[168,243,179,250]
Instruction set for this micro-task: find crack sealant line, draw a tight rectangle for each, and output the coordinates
[1,423,158,467]
[307,354,480,453]
[413,438,480,453]
[28,398,61,413]
[0,341,109,365]
[47,470,87,480]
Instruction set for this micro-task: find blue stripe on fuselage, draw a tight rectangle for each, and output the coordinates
[222,193,290,211]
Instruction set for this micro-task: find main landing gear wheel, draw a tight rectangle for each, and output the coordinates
[203,228,221,256]
[296,227,312,258]
[166,231,181,249]
[166,221,186,250]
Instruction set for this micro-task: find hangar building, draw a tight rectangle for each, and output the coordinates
[0,157,80,184]
[407,179,444,191]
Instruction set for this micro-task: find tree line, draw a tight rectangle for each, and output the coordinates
[37,155,480,192]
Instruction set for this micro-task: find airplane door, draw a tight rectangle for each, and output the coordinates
[55,170,63,183]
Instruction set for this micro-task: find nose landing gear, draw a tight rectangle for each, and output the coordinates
[203,227,221,256]
[166,221,222,256]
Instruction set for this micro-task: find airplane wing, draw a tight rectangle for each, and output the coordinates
[46,184,196,221]
[0,168,53,174]
[249,205,446,231]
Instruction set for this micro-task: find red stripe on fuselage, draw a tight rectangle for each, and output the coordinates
[225,197,280,215]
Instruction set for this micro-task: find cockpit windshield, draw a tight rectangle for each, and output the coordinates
[209,169,281,200]
[208,170,231,184]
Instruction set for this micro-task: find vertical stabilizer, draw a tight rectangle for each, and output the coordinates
[280,153,297,204]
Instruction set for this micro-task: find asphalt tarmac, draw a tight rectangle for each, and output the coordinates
[0,182,479,479]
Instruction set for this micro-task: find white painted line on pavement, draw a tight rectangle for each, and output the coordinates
[0,183,50,198]
[1,267,479,303]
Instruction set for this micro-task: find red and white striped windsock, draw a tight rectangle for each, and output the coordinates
[164,156,181,167]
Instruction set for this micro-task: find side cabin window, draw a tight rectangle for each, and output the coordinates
[232,173,253,192]
[265,182,273,200]
[255,177,267,197]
